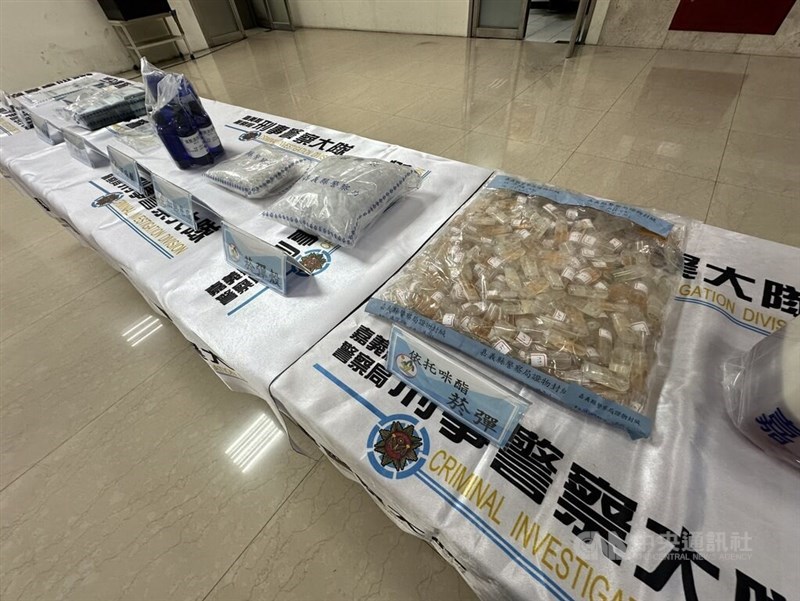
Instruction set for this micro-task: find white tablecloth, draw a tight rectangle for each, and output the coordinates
[270,226,800,601]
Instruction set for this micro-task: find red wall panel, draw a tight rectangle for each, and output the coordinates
[669,0,797,35]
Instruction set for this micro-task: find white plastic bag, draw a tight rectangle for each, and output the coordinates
[262,156,421,247]
[204,145,310,198]
[724,317,800,468]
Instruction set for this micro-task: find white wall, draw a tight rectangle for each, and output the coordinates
[288,0,471,37]
[595,0,800,57]
[0,0,208,92]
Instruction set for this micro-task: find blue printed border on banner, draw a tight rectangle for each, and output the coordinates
[365,299,651,439]
[486,174,674,237]
[312,363,574,601]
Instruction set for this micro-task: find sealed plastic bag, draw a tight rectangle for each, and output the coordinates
[205,145,310,198]
[262,156,421,247]
[367,174,686,438]
[64,85,145,130]
[106,118,161,154]
[141,58,223,169]
[724,318,800,468]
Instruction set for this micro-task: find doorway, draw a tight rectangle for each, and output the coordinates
[525,1,578,42]
[188,0,246,47]
[470,0,600,57]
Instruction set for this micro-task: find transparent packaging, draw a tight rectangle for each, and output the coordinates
[63,86,146,130]
[263,156,422,247]
[106,118,162,154]
[204,145,310,198]
[723,318,800,468]
[140,58,223,168]
[371,177,686,430]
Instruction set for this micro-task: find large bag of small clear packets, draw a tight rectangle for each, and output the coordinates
[366,174,688,439]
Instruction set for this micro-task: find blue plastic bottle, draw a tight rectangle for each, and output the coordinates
[173,103,213,166]
[179,81,223,157]
[152,106,193,169]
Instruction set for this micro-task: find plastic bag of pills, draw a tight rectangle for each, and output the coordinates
[205,145,310,198]
[263,156,422,247]
[367,174,687,439]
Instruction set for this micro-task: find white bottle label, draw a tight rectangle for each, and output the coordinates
[609,238,623,250]
[631,321,650,334]
[180,132,208,158]
[518,230,531,239]
[569,231,583,243]
[515,331,532,347]
[552,309,567,322]
[581,248,597,257]
[575,270,593,284]
[561,266,576,281]
[592,260,608,268]
[587,346,600,359]
[566,208,579,220]
[634,282,649,294]
[488,256,503,268]
[431,291,445,303]
[529,353,547,367]
[442,313,455,326]
[582,234,597,247]
[599,328,613,341]
[198,125,221,149]
[594,281,608,291]
[493,339,512,354]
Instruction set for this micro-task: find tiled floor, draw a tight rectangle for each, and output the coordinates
[1,28,798,601]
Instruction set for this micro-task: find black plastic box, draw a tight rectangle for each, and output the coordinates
[97,0,172,21]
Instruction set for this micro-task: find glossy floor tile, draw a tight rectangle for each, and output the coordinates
[706,183,800,247]
[717,131,800,197]
[577,111,729,180]
[474,100,604,151]
[361,115,465,156]
[443,131,572,181]
[0,349,318,601]
[205,461,479,601]
[551,153,716,221]
[2,27,799,601]
[0,274,187,489]
[0,225,117,341]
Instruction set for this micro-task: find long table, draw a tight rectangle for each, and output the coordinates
[2,78,798,601]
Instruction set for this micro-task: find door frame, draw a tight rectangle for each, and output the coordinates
[261,0,296,31]
[470,0,530,39]
[187,0,247,47]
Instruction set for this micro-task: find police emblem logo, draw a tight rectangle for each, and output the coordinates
[299,250,326,273]
[297,249,332,276]
[374,421,422,472]
[228,242,240,261]
[367,414,430,480]
[238,131,260,141]
[92,191,123,207]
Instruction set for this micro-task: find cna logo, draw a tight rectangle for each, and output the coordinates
[367,413,430,480]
